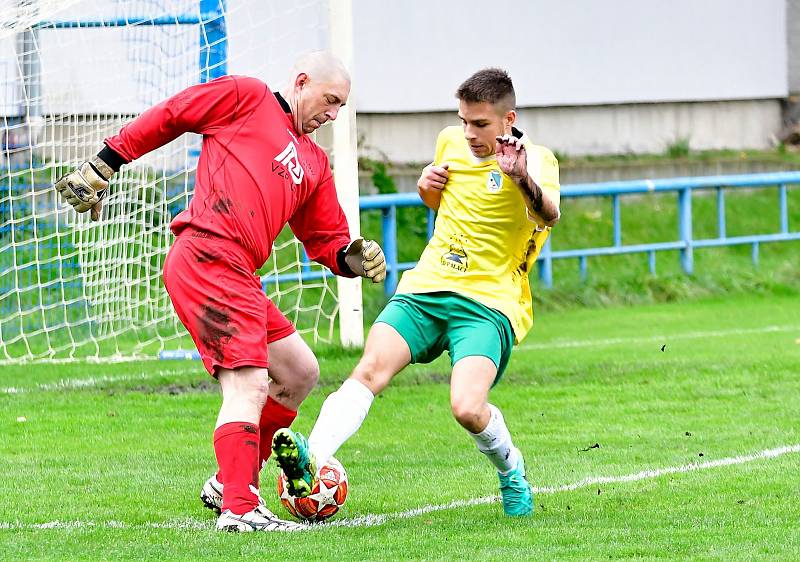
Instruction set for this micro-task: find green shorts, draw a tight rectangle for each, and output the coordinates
[375,291,514,384]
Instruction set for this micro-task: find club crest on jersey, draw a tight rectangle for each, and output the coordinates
[441,239,468,272]
[487,170,503,193]
[274,141,304,185]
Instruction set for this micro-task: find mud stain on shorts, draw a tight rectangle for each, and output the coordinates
[199,299,239,361]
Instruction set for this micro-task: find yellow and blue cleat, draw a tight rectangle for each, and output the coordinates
[272,428,317,498]
[498,450,534,516]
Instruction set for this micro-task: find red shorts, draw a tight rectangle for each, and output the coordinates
[162,231,295,375]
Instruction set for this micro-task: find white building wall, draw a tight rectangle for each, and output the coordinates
[359,99,783,162]
[350,0,787,159]
[788,0,800,92]
[351,0,787,111]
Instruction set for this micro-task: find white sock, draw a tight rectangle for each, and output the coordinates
[308,378,375,466]
[470,404,520,474]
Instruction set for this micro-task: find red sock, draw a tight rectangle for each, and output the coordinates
[214,422,261,515]
[259,396,298,468]
[214,400,297,482]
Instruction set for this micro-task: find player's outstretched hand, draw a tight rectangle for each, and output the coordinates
[417,162,450,194]
[54,155,114,222]
[345,238,386,283]
[495,135,527,183]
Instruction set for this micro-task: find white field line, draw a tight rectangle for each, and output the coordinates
[1,443,797,532]
[520,324,800,351]
[1,368,194,395]
[0,355,162,367]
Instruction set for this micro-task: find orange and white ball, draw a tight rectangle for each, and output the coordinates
[277,457,348,522]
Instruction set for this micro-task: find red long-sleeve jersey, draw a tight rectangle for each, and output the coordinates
[104,75,354,275]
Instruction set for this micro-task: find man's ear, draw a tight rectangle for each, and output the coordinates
[295,72,309,89]
[505,109,517,127]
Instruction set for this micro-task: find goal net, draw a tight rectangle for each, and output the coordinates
[0,0,360,363]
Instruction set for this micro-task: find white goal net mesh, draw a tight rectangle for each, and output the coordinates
[0,0,346,363]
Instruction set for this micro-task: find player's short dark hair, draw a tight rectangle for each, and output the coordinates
[455,68,516,111]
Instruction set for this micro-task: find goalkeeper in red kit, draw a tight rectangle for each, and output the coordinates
[54,51,386,532]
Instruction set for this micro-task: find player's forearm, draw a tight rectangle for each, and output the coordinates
[296,233,354,277]
[289,187,356,277]
[516,174,560,226]
[418,186,442,212]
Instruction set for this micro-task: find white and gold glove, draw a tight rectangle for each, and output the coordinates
[344,238,386,283]
[54,155,114,221]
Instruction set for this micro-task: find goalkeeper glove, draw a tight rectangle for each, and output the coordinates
[55,154,115,221]
[344,238,386,283]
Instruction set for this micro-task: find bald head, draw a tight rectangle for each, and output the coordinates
[291,50,350,85]
[283,50,351,135]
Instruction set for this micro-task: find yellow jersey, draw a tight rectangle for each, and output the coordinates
[395,126,560,343]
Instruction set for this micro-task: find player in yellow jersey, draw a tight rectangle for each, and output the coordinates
[272,68,560,516]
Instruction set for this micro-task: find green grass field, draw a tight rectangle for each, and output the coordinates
[2,292,799,560]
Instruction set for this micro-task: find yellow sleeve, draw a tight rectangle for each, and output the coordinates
[432,128,449,167]
[525,146,560,224]
[536,147,560,200]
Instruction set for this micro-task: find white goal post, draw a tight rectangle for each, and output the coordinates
[329,0,363,348]
[0,0,363,363]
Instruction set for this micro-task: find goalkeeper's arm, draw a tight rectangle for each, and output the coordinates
[288,165,386,284]
[55,76,247,221]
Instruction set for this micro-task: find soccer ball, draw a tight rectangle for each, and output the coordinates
[277,457,348,522]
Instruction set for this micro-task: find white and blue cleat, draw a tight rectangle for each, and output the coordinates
[498,450,534,516]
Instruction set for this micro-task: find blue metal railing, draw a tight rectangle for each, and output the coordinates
[359,193,435,295]
[333,171,800,297]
